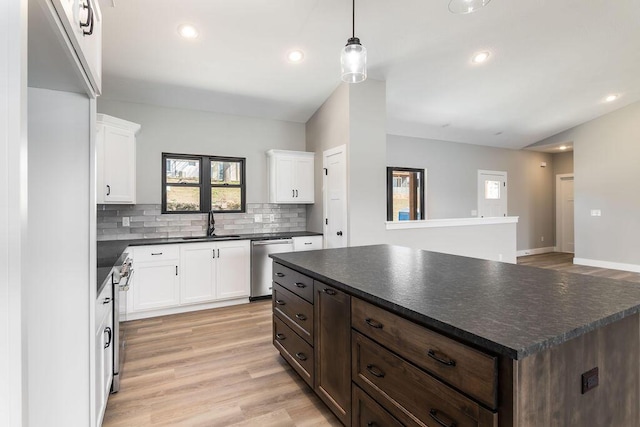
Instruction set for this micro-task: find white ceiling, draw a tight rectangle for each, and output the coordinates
[99,0,640,149]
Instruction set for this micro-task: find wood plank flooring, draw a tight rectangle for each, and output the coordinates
[103,302,341,427]
[105,252,639,426]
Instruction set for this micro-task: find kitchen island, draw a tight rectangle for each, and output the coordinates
[270,245,640,427]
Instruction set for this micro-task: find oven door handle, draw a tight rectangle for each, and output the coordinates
[119,268,133,291]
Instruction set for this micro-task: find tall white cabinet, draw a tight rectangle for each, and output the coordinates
[96,114,140,204]
[266,150,315,204]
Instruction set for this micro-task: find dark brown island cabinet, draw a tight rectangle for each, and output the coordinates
[271,246,640,427]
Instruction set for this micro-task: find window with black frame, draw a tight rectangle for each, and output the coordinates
[386,167,425,221]
[162,153,246,214]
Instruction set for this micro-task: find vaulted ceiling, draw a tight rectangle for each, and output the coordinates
[99,0,640,149]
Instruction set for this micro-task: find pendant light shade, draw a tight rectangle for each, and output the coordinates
[341,37,367,83]
[341,0,366,83]
[448,0,492,14]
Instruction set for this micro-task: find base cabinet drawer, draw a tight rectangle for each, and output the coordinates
[274,315,314,387]
[353,385,403,427]
[352,331,497,427]
[273,262,314,303]
[273,282,314,344]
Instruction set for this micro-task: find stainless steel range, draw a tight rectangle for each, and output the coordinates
[111,254,132,393]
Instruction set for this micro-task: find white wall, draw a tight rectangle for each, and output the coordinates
[97,99,306,204]
[305,84,349,233]
[387,135,554,251]
[0,0,27,424]
[537,101,640,269]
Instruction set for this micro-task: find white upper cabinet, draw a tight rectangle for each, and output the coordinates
[48,0,103,95]
[97,114,140,204]
[267,150,315,204]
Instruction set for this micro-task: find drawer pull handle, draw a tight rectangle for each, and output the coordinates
[366,364,385,378]
[275,300,286,306]
[295,282,306,288]
[365,318,383,329]
[323,288,337,295]
[151,252,163,256]
[295,313,307,321]
[295,352,307,361]
[428,349,456,367]
[275,272,285,277]
[429,409,457,427]
[275,333,286,341]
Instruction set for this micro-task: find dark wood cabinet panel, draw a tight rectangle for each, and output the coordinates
[272,262,314,303]
[273,315,314,387]
[315,281,352,426]
[352,385,404,427]
[273,282,314,344]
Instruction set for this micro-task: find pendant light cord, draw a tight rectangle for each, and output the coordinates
[352,0,355,38]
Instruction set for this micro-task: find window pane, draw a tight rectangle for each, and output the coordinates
[392,170,421,221]
[211,161,242,185]
[166,186,200,211]
[166,158,200,184]
[211,187,242,211]
[485,180,501,200]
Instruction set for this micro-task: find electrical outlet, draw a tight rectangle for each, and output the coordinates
[254,214,262,223]
[591,209,602,217]
[269,214,275,222]
[122,217,130,227]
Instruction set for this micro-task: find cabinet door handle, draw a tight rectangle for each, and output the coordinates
[83,2,94,36]
[151,252,163,256]
[102,297,112,305]
[323,288,337,296]
[275,272,285,278]
[429,409,457,427]
[295,189,298,197]
[292,189,295,198]
[217,249,220,258]
[212,249,215,259]
[304,242,312,245]
[294,282,306,288]
[275,299,286,306]
[366,364,385,378]
[80,0,91,27]
[337,231,343,236]
[175,266,178,276]
[104,327,112,349]
[295,313,307,321]
[427,349,456,367]
[106,184,111,196]
[365,318,383,329]
[275,333,286,341]
[295,352,307,361]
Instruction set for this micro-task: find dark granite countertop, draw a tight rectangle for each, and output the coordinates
[270,244,640,360]
[97,231,322,295]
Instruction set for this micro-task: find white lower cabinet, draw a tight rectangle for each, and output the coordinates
[215,240,250,299]
[292,235,323,251]
[132,261,180,311]
[95,282,113,427]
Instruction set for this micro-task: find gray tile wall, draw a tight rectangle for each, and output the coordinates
[97,203,307,241]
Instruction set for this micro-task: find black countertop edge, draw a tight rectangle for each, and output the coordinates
[269,254,640,360]
[97,250,129,297]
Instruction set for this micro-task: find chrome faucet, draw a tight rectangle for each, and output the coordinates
[207,210,216,236]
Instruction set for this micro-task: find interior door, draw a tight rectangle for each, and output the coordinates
[478,170,507,218]
[323,146,347,248]
[556,174,575,253]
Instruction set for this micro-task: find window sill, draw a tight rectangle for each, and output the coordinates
[385,216,519,230]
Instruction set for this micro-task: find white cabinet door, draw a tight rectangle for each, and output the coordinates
[180,243,216,304]
[103,307,113,399]
[216,240,250,300]
[95,316,105,426]
[292,235,323,251]
[275,156,295,202]
[102,125,135,203]
[132,262,180,312]
[294,156,314,203]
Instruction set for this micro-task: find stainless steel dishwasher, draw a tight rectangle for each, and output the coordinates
[251,238,294,300]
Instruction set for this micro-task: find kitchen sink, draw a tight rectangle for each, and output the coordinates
[181,235,241,241]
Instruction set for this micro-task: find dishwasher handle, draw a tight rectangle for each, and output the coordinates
[252,240,294,246]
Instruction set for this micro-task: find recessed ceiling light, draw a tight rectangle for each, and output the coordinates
[604,94,619,103]
[559,145,568,150]
[178,24,199,39]
[287,50,305,63]
[472,51,491,64]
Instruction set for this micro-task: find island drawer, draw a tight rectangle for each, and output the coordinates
[273,315,314,387]
[352,298,498,409]
[273,282,314,344]
[352,331,497,427]
[352,385,403,427]
[272,262,314,303]
[133,245,180,262]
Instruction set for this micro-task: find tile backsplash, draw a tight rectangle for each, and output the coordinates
[97,203,307,241]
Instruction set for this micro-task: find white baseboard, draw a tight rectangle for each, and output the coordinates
[573,258,640,274]
[122,297,250,321]
[517,246,557,257]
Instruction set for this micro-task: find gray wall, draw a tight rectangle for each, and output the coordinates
[387,135,555,251]
[97,99,306,204]
[536,101,640,266]
[305,84,349,233]
[553,151,574,176]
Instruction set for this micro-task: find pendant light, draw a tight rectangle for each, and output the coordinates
[341,0,367,83]
[448,0,492,14]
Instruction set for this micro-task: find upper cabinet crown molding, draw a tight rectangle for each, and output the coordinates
[97,114,141,135]
[266,149,315,204]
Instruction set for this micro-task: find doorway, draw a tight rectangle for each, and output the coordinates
[477,170,507,217]
[323,145,347,248]
[556,174,574,253]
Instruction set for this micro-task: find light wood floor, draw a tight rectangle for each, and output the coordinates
[103,302,341,427]
[105,252,640,426]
